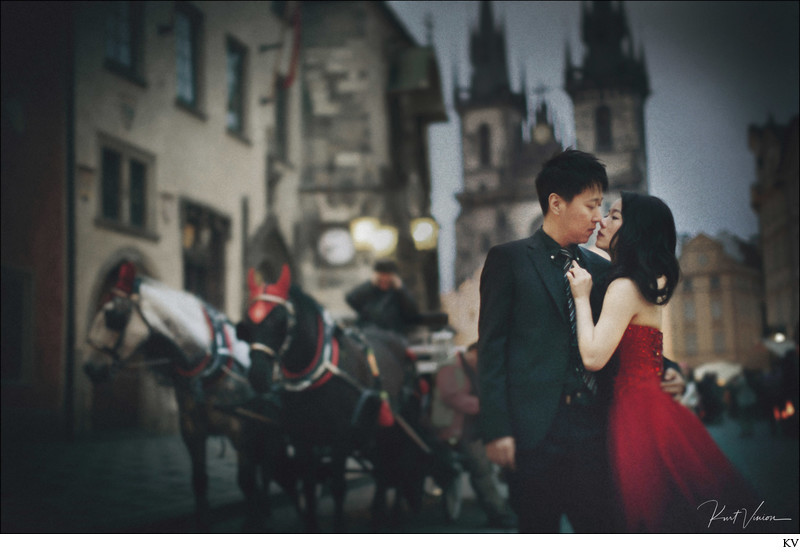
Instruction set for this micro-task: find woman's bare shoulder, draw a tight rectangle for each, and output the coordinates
[606,277,639,296]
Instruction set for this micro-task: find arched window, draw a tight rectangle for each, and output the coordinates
[595,106,612,152]
[479,124,491,166]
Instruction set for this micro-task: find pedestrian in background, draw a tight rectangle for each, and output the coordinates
[433,343,517,529]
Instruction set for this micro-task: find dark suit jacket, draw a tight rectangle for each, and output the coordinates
[477,228,611,451]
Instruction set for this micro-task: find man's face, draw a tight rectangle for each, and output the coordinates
[375,272,395,291]
[559,185,604,246]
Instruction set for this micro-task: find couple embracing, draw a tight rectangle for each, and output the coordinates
[478,149,758,533]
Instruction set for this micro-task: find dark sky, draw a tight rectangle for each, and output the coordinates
[387,1,799,292]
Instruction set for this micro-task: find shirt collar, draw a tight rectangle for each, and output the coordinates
[538,229,581,265]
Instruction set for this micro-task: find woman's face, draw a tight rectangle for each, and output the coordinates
[596,198,622,252]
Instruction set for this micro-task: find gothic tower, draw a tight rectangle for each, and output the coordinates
[566,1,650,196]
[454,1,562,288]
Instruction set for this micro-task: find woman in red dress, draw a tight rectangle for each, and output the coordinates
[567,192,759,532]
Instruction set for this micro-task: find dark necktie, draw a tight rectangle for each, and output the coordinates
[558,248,597,395]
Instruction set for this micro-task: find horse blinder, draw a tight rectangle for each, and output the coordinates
[236,320,253,343]
[104,296,132,332]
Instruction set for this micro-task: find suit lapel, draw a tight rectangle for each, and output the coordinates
[526,233,568,323]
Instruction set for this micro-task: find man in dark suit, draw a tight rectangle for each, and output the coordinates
[477,149,682,533]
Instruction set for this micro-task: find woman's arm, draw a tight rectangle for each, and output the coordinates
[568,265,642,371]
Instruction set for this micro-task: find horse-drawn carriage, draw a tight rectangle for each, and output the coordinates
[83,262,465,531]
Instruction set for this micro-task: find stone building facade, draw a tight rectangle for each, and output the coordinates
[2,1,447,438]
[2,1,302,437]
[669,234,767,373]
[294,1,447,319]
[749,115,800,342]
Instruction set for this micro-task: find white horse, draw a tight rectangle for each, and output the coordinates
[83,262,297,530]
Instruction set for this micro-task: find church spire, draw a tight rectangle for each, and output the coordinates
[467,0,514,103]
[567,0,649,98]
[479,0,494,35]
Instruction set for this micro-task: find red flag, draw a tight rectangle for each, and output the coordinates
[281,8,301,89]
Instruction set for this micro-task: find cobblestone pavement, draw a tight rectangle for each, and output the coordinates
[1,414,797,534]
[1,431,244,533]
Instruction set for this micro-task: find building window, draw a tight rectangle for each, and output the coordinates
[711,298,723,321]
[683,277,693,292]
[226,37,247,135]
[713,330,726,353]
[98,137,156,235]
[595,105,612,152]
[478,124,491,167]
[181,200,230,310]
[683,299,696,322]
[710,275,721,290]
[685,333,697,355]
[175,2,203,111]
[105,1,145,83]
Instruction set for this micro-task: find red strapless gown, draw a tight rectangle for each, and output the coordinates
[609,325,758,533]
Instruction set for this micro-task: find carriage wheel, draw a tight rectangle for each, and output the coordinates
[441,469,464,523]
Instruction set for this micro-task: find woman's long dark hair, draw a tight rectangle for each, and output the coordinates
[608,191,680,305]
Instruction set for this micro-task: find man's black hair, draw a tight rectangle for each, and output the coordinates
[535,148,609,215]
[373,259,399,274]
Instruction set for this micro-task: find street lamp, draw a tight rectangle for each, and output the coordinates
[411,217,438,250]
[349,216,399,257]
[349,217,379,251]
[372,225,398,257]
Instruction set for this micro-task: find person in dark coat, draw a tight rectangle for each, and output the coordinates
[345,259,421,335]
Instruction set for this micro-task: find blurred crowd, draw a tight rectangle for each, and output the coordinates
[682,347,798,438]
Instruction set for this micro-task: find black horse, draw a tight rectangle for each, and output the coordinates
[240,265,432,531]
[83,262,298,531]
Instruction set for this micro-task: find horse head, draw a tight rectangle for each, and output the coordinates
[83,262,152,384]
[240,265,294,393]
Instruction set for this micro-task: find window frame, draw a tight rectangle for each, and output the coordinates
[684,333,698,356]
[713,330,726,354]
[710,297,723,321]
[478,124,491,167]
[95,134,158,240]
[225,35,249,141]
[180,199,231,310]
[174,1,206,118]
[104,1,147,87]
[595,105,612,152]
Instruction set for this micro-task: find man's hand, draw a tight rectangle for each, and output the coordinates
[486,436,516,471]
[661,367,686,400]
[391,274,402,289]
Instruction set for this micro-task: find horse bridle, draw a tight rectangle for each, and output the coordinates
[247,293,297,360]
[86,291,155,369]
